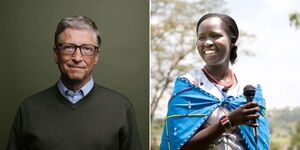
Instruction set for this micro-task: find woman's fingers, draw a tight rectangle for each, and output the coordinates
[244,107,260,115]
[228,102,260,126]
[244,121,259,127]
[244,101,258,109]
[243,113,259,127]
[246,114,260,120]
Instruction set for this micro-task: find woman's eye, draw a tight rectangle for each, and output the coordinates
[198,36,205,40]
[211,34,221,38]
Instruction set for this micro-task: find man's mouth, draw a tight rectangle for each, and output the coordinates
[68,65,85,69]
[68,64,85,68]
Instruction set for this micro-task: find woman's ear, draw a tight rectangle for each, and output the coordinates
[231,36,237,44]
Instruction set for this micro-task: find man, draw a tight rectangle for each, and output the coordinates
[7,16,142,150]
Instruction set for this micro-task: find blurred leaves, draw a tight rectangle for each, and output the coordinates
[290,120,300,149]
[289,12,300,29]
[268,107,300,149]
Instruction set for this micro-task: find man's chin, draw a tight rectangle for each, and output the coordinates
[62,74,85,82]
[68,76,84,82]
[69,78,83,82]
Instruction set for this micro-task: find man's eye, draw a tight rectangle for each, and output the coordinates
[82,46,93,51]
[62,46,75,53]
[64,46,73,49]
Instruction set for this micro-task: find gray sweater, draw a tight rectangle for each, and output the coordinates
[7,83,142,150]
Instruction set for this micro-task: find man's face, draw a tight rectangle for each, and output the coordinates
[54,28,99,84]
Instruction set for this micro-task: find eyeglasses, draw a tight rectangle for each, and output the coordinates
[58,43,99,56]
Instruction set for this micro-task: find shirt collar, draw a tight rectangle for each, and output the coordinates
[80,78,94,96]
[57,77,94,97]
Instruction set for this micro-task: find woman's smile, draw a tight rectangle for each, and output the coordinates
[204,49,217,55]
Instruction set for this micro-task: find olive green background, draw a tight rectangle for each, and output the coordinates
[0,0,149,149]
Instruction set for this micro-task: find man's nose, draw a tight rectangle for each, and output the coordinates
[72,48,83,62]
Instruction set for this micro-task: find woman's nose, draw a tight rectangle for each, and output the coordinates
[203,39,214,48]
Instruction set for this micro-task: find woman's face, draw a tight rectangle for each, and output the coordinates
[197,17,232,67]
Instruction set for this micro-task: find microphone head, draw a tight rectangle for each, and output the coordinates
[222,88,228,93]
[243,85,255,102]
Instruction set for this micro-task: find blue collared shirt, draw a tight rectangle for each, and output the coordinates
[57,78,94,104]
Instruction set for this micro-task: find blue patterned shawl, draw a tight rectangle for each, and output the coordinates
[160,77,270,150]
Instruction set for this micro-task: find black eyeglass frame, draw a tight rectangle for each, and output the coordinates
[57,43,99,56]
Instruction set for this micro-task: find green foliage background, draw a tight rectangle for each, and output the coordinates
[269,108,300,149]
[290,121,300,149]
[0,0,149,149]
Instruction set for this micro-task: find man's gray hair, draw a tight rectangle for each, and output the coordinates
[54,16,101,47]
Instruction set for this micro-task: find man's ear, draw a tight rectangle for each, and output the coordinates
[53,46,58,64]
[94,50,100,65]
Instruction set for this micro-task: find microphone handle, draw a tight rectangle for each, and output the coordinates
[246,98,259,147]
[254,127,258,150]
[249,102,258,149]
[250,118,258,138]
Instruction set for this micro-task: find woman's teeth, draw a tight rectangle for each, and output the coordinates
[204,50,216,55]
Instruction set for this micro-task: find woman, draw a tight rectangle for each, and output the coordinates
[160,13,270,150]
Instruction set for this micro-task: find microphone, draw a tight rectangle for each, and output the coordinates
[243,85,258,149]
[243,85,256,102]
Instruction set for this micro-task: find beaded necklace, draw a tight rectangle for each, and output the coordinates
[202,66,237,89]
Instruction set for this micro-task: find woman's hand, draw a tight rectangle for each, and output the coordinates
[227,102,260,127]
